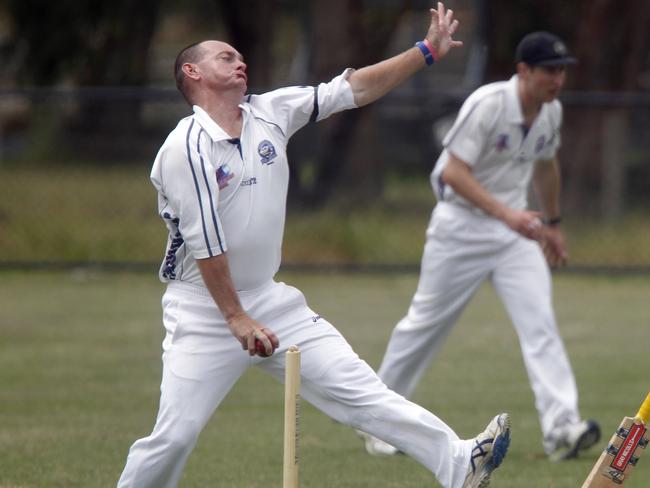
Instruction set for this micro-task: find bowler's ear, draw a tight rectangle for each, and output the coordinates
[182,63,200,81]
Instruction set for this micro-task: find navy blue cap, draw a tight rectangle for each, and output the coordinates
[515,31,577,66]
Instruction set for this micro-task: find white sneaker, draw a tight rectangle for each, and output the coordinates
[463,413,511,488]
[355,430,400,456]
[546,419,601,461]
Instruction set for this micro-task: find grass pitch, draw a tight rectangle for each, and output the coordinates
[0,270,648,487]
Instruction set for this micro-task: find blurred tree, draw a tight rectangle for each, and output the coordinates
[6,1,159,86]
[482,0,576,81]
[5,0,161,158]
[288,0,413,207]
[215,0,278,90]
[567,0,650,217]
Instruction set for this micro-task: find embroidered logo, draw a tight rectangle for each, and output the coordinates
[535,135,546,153]
[216,163,234,189]
[554,41,568,56]
[258,140,277,165]
[495,134,509,152]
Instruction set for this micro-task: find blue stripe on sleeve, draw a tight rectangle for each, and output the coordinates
[185,119,213,257]
[309,86,319,123]
[196,129,225,253]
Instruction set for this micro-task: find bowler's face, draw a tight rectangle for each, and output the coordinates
[196,41,248,93]
[525,65,567,103]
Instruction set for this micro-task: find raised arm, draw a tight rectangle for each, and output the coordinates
[347,2,462,107]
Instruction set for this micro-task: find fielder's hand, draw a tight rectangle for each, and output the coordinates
[425,2,463,60]
[504,208,544,241]
[542,226,568,268]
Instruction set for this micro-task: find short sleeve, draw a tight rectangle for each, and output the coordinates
[248,69,357,139]
[442,95,500,166]
[151,121,227,259]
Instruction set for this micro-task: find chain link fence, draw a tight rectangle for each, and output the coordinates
[2,87,650,271]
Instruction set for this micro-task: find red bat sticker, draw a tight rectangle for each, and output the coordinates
[611,423,647,471]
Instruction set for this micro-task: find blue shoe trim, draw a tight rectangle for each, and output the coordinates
[491,429,510,468]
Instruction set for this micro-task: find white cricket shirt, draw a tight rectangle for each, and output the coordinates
[151,70,357,290]
[432,74,562,211]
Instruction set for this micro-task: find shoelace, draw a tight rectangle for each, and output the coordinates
[469,437,494,473]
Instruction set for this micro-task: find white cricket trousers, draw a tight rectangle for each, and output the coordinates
[117,279,472,488]
[378,202,580,440]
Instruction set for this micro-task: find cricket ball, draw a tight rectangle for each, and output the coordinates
[255,338,273,357]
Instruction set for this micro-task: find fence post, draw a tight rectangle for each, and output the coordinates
[601,109,628,220]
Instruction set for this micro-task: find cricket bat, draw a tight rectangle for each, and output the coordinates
[582,392,650,487]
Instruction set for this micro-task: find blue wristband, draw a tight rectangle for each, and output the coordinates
[415,41,434,66]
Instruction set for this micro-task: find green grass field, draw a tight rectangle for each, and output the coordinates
[3,164,650,267]
[1,270,648,487]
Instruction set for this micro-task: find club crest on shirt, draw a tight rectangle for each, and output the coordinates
[216,163,234,189]
[535,135,546,153]
[258,140,277,165]
[495,133,509,152]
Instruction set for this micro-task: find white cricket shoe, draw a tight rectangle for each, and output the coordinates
[545,419,601,461]
[355,430,400,456]
[462,413,511,488]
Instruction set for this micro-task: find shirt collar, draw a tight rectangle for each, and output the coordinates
[192,102,251,142]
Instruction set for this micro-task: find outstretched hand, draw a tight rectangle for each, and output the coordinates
[426,2,463,60]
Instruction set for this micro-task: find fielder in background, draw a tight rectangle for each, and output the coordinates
[360,31,601,461]
[117,4,511,488]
